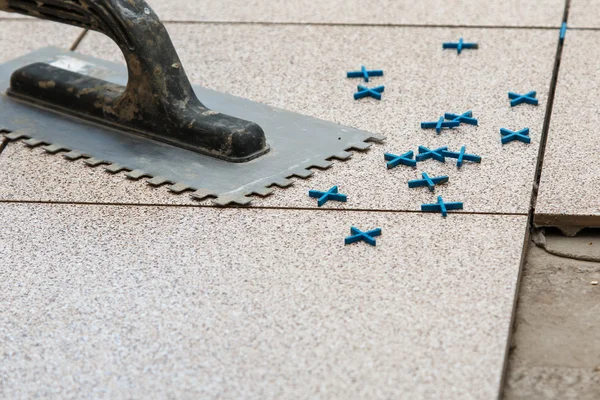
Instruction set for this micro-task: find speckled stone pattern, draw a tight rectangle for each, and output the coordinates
[536,30,600,226]
[0,203,526,399]
[146,0,564,27]
[569,0,600,28]
[1,25,556,213]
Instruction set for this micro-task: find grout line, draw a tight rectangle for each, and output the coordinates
[161,19,564,30]
[69,29,89,51]
[0,16,567,31]
[499,1,572,399]
[0,137,8,156]
[0,199,528,217]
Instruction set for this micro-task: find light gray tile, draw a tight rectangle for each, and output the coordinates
[535,30,600,229]
[146,0,564,27]
[0,203,527,399]
[568,0,600,28]
[3,25,556,213]
[0,21,82,62]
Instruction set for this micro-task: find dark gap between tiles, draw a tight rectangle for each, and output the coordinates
[69,28,89,51]
[0,198,528,217]
[501,1,572,399]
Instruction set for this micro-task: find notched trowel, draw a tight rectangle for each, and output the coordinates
[0,0,384,205]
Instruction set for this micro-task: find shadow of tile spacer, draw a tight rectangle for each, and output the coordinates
[508,91,538,107]
[408,172,449,192]
[354,85,385,100]
[421,196,463,217]
[442,146,482,168]
[421,117,460,134]
[347,66,384,82]
[445,111,478,126]
[442,38,478,54]
[416,146,448,163]
[500,128,531,144]
[308,185,347,207]
[385,150,416,169]
[345,226,382,247]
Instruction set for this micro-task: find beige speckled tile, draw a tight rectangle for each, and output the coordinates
[0,20,82,62]
[0,203,527,399]
[2,24,556,213]
[568,0,600,28]
[145,0,565,27]
[535,30,600,231]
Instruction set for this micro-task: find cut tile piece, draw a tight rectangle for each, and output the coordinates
[568,0,600,28]
[146,0,564,27]
[535,30,600,231]
[0,21,82,62]
[0,203,527,399]
[4,24,555,213]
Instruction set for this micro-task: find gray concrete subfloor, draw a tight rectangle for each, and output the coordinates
[503,234,600,400]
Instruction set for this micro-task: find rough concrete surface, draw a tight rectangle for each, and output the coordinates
[536,30,600,230]
[503,243,600,400]
[0,203,527,399]
[145,0,565,27]
[1,24,555,213]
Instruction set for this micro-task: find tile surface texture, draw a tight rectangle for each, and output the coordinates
[0,203,527,399]
[568,0,600,28]
[145,0,565,27]
[535,30,600,228]
[2,25,557,213]
[0,21,82,62]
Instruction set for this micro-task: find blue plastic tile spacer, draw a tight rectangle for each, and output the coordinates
[441,146,482,168]
[384,150,417,169]
[442,38,478,54]
[308,185,348,207]
[421,196,463,217]
[408,172,449,192]
[347,65,384,82]
[421,116,460,134]
[508,91,538,107]
[345,226,382,246]
[444,111,478,126]
[354,85,385,100]
[416,145,448,163]
[560,22,567,40]
[500,128,531,144]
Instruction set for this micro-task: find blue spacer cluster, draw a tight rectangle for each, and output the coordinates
[422,110,479,134]
[347,65,386,100]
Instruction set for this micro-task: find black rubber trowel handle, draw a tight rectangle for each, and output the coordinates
[0,0,269,162]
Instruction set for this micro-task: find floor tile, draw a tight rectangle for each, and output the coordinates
[2,25,557,213]
[535,30,600,230]
[0,21,82,62]
[568,0,600,28]
[145,0,565,27]
[0,203,527,399]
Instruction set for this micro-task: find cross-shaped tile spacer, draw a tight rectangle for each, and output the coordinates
[416,146,448,163]
[345,226,382,246]
[444,110,478,126]
[421,196,463,217]
[442,38,478,54]
[309,185,348,207]
[408,172,449,192]
[508,91,538,107]
[500,128,531,144]
[354,85,385,100]
[346,65,384,82]
[384,151,416,169]
[442,146,482,168]
[421,117,460,134]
